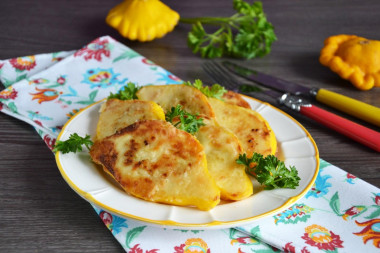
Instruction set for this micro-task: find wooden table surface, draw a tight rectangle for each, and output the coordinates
[1,0,379,252]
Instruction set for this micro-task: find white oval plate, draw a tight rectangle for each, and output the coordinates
[55,96,319,230]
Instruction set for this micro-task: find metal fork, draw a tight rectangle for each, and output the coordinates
[202,61,380,153]
[202,61,261,94]
[202,61,241,92]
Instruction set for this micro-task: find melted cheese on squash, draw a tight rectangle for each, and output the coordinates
[90,120,220,211]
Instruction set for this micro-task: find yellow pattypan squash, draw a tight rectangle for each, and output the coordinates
[106,0,180,42]
[320,34,380,90]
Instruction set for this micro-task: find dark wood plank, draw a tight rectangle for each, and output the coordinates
[0,0,379,252]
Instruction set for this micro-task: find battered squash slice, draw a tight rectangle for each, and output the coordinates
[136,84,215,117]
[95,99,165,140]
[195,118,253,201]
[222,91,251,109]
[208,98,277,157]
[90,120,220,211]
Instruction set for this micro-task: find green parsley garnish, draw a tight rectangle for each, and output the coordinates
[53,133,93,154]
[236,153,300,190]
[185,79,227,100]
[180,0,276,59]
[165,105,205,134]
[107,82,139,100]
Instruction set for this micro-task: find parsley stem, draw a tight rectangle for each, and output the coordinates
[180,17,232,24]
[180,15,256,26]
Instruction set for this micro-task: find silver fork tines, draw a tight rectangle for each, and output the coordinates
[202,61,239,92]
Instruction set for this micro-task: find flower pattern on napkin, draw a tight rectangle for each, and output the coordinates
[1,36,379,253]
[0,36,181,145]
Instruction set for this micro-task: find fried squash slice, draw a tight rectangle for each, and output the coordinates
[222,91,251,109]
[136,84,215,117]
[90,120,220,211]
[208,98,277,157]
[195,118,253,201]
[95,99,165,141]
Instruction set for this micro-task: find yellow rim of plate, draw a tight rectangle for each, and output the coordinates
[55,96,320,228]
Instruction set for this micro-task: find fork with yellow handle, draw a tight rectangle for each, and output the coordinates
[222,61,380,128]
[204,61,380,152]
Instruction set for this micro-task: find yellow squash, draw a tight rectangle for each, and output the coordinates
[137,84,215,118]
[106,0,180,42]
[95,99,165,141]
[195,118,253,201]
[90,120,220,211]
[208,98,277,157]
[320,34,380,90]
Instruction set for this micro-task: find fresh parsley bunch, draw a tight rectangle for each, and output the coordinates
[180,0,276,59]
[107,82,139,100]
[166,105,205,134]
[236,153,300,190]
[185,79,227,100]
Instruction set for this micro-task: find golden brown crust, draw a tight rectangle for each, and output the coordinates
[208,98,277,157]
[222,91,251,109]
[95,99,165,141]
[91,139,118,175]
[137,84,215,118]
[90,85,278,209]
[195,119,253,201]
[90,120,220,210]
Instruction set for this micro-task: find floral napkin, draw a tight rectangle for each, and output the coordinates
[1,36,379,253]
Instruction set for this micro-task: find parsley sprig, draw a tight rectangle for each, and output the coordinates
[165,105,205,134]
[180,0,276,59]
[236,153,300,190]
[53,133,93,154]
[107,82,139,100]
[185,79,227,100]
